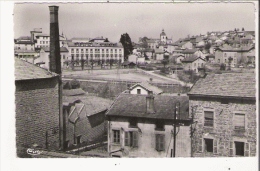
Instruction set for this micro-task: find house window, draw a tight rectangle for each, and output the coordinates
[224,53,227,57]
[137,89,141,94]
[125,131,138,147]
[234,141,244,156]
[155,134,165,151]
[113,130,120,144]
[204,111,214,127]
[234,113,245,130]
[204,138,213,153]
[76,135,82,144]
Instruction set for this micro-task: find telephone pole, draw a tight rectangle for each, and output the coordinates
[173,102,180,157]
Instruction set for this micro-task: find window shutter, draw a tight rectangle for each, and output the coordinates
[133,132,138,147]
[213,139,218,154]
[229,141,234,156]
[199,138,203,152]
[161,135,165,151]
[155,134,159,151]
[234,114,245,129]
[244,142,250,157]
[125,132,129,146]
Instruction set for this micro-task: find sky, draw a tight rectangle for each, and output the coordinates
[13,2,256,43]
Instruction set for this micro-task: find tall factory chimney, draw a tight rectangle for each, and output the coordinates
[49,6,61,74]
[49,6,64,150]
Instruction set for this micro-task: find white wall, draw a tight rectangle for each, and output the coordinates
[130,86,148,95]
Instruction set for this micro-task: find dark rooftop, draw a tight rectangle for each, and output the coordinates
[106,94,190,120]
[188,73,255,98]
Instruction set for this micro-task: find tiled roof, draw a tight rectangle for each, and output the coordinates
[182,49,197,54]
[41,47,69,52]
[15,57,57,81]
[217,45,254,52]
[188,73,255,98]
[63,88,86,96]
[106,94,190,120]
[181,56,204,63]
[15,50,36,53]
[63,95,113,116]
[15,41,34,44]
[129,82,163,95]
[154,49,164,54]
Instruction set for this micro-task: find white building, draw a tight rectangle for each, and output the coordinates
[67,37,124,63]
[34,47,69,70]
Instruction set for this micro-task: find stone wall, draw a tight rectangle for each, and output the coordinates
[190,96,256,157]
[15,77,60,157]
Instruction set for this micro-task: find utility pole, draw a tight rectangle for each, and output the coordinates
[173,102,180,157]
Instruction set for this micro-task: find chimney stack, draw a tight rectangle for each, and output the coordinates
[49,6,61,74]
[146,94,155,114]
[49,6,64,150]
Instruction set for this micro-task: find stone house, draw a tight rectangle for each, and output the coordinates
[188,73,256,157]
[215,45,255,65]
[181,56,206,73]
[106,94,191,157]
[63,89,112,149]
[15,58,60,156]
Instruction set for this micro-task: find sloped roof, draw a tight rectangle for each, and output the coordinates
[216,45,254,52]
[182,48,198,54]
[41,47,69,52]
[63,88,86,96]
[129,82,163,95]
[63,95,112,116]
[15,57,57,81]
[154,49,164,54]
[68,103,85,123]
[106,94,190,120]
[181,56,204,63]
[188,73,255,98]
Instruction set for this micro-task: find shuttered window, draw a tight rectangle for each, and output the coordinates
[125,131,138,147]
[204,111,214,127]
[234,113,245,130]
[155,134,165,151]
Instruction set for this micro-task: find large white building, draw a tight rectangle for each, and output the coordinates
[67,37,124,63]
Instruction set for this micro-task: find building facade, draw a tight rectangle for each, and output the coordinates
[15,58,60,156]
[67,38,124,63]
[188,73,256,157]
[106,94,191,158]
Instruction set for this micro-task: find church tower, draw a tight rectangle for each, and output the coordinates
[160,29,167,44]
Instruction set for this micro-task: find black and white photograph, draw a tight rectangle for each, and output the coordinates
[0,0,258,170]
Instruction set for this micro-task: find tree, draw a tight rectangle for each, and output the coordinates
[242,27,245,31]
[227,57,233,70]
[220,63,226,70]
[104,38,109,42]
[204,42,211,50]
[81,58,85,70]
[120,33,134,61]
[161,58,169,68]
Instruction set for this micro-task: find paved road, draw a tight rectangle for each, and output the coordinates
[137,68,193,87]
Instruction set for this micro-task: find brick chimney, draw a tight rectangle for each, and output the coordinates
[49,6,64,150]
[49,6,61,74]
[146,94,155,114]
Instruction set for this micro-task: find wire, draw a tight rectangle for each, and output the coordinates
[166,133,173,157]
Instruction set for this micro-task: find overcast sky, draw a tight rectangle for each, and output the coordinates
[13,2,256,42]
